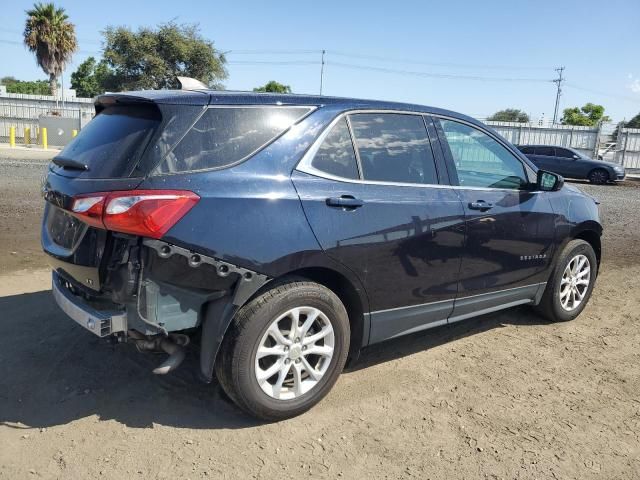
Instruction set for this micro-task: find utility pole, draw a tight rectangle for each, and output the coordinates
[319,50,326,95]
[552,66,565,125]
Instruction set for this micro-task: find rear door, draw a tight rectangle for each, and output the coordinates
[294,111,465,344]
[433,118,556,321]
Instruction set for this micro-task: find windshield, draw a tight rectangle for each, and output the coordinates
[54,105,161,178]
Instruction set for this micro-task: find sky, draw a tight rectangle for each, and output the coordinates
[1,0,639,123]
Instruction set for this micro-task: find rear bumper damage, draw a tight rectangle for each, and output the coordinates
[49,239,271,380]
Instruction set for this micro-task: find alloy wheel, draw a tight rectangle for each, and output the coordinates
[254,306,335,400]
[559,254,591,312]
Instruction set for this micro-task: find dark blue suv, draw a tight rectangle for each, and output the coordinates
[42,90,602,420]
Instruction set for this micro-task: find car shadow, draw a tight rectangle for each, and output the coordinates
[0,289,549,430]
[349,306,548,372]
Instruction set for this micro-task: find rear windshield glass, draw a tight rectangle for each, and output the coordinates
[156,106,311,173]
[55,105,161,178]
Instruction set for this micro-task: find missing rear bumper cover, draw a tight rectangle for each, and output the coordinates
[143,239,270,307]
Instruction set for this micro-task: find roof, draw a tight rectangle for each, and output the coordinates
[95,89,480,126]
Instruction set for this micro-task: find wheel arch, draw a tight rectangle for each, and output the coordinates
[573,228,602,268]
[274,266,369,366]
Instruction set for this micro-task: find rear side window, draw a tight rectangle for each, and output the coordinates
[349,113,438,185]
[555,148,575,159]
[158,106,311,173]
[519,146,534,154]
[310,118,359,179]
[56,105,161,178]
[536,146,555,156]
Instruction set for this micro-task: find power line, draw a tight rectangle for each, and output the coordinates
[565,82,640,104]
[329,50,554,71]
[228,60,318,66]
[327,61,553,83]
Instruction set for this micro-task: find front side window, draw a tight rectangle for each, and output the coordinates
[158,106,310,173]
[518,146,534,154]
[349,113,438,184]
[438,119,527,189]
[310,118,359,179]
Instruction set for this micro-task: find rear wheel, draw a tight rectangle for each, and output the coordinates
[588,168,609,184]
[535,239,597,322]
[215,280,350,421]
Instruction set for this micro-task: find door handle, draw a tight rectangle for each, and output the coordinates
[468,200,494,211]
[326,195,364,209]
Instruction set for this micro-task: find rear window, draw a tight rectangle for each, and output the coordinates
[157,106,311,173]
[55,105,161,178]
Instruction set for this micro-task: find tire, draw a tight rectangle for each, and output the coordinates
[588,168,609,184]
[534,239,598,322]
[215,279,350,421]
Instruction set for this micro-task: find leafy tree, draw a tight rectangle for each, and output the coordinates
[561,103,610,127]
[1,76,51,95]
[100,22,227,91]
[625,112,640,129]
[253,80,292,94]
[70,56,110,97]
[612,112,640,139]
[487,109,529,123]
[23,2,77,99]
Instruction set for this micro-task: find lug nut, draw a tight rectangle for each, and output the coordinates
[285,359,290,364]
[284,346,289,352]
[295,337,300,343]
[302,345,307,351]
[295,359,301,364]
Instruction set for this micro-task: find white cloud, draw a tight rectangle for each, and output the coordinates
[628,74,640,93]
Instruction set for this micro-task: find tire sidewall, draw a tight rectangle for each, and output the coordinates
[233,284,350,419]
[549,241,598,321]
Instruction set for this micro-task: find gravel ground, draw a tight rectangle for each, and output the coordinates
[1,153,639,479]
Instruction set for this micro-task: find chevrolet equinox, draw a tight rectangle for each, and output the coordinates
[42,90,602,420]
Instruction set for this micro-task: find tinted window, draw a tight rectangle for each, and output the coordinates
[159,107,310,173]
[439,119,527,189]
[349,113,438,184]
[56,105,161,178]
[536,146,555,157]
[555,148,575,159]
[310,118,359,179]
[519,146,534,154]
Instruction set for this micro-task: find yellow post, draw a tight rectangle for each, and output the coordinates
[72,129,78,138]
[24,127,31,145]
[9,126,15,147]
[41,127,48,150]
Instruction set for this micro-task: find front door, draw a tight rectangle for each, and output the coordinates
[434,118,556,321]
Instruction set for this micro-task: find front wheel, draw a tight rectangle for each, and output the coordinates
[588,168,609,184]
[215,279,350,421]
[534,239,598,322]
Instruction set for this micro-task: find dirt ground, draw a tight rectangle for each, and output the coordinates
[1,151,639,479]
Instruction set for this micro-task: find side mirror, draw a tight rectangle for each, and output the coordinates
[536,170,564,192]
[572,154,580,160]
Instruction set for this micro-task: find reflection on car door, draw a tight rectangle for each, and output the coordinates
[434,118,556,322]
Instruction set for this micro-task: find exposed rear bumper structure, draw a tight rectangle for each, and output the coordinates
[52,271,127,337]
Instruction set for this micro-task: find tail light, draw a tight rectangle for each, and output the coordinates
[71,190,199,239]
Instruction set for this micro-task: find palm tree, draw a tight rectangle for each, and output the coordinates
[23,3,77,99]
